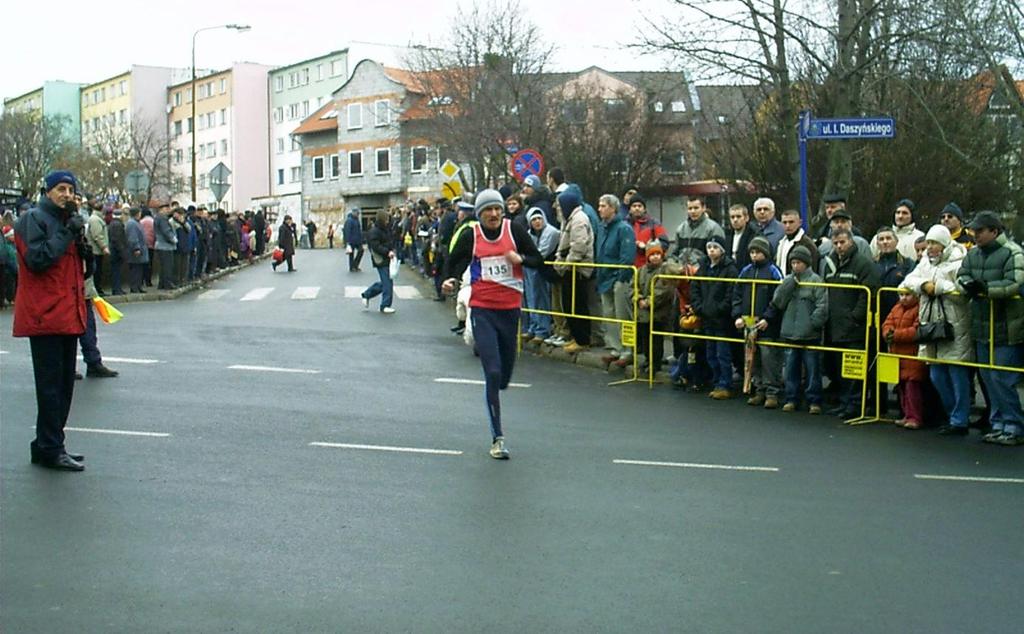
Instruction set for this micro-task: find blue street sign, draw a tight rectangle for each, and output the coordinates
[805,117,895,140]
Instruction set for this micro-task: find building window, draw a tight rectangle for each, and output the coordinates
[174,92,182,107]
[317,64,324,81]
[220,139,228,155]
[186,88,192,103]
[174,149,183,165]
[119,109,127,124]
[208,142,216,158]
[374,100,390,126]
[302,100,310,118]
[174,120,183,137]
[561,100,587,123]
[119,80,127,96]
[199,174,207,189]
[330,154,340,179]
[349,150,363,176]
[274,107,283,123]
[198,115,207,130]
[653,101,664,113]
[411,146,428,172]
[347,103,362,129]
[186,117,193,133]
[276,138,285,154]
[291,137,301,152]
[288,103,299,120]
[290,166,301,182]
[312,156,325,181]
[220,109,227,125]
[376,148,391,174]
[301,68,309,85]
[670,100,686,112]
[198,144,205,159]
[604,98,628,120]
[199,84,209,99]
[289,72,299,88]
[331,60,344,77]
[219,79,226,94]
[277,169,285,185]
[274,76,283,92]
[659,151,686,173]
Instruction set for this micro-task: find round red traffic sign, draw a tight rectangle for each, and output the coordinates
[510,148,545,182]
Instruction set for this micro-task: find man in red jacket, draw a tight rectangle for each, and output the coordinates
[13,170,88,471]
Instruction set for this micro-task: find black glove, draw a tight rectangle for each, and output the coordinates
[961,279,984,298]
[65,213,86,235]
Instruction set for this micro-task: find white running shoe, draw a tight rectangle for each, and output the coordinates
[361,296,369,310]
[489,436,510,460]
[381,306,396,314]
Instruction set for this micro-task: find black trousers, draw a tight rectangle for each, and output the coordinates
[348,246,364,271]
[29,335,78,459]
[560,271,591,346]
[157,250,175,289]
[129,263,144,291]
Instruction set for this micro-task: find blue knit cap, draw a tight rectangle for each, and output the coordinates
[44,170,77,193]
[557,190,581,214]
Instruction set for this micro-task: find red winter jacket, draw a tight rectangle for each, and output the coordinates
[630,214,668,268]
[12,199,87,337]
[881,297,927,382]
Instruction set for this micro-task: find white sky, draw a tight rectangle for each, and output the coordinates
[2,0,679,102]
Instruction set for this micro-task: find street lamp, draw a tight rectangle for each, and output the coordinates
[191,23,251,202]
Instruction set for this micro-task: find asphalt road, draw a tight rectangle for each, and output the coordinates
[2,248,1022,633]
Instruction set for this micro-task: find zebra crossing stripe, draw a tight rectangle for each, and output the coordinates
[197,289,230,300]
[291,286,320,300]
[240,287,274,301]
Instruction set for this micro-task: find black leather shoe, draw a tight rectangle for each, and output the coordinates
[86,364,119,378]
[75,372,83,380]
[33,453,85,471]
[32,450,83,463]
[938,424,969,436]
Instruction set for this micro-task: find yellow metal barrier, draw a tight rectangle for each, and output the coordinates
[866,286,1024,424]
[520,260,641,385]
[648,272,875,423]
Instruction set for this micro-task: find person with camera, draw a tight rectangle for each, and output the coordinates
[12,171,89,471]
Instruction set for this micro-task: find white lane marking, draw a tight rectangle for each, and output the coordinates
[310,442,462,456]
[65,426,171,437]
[291,286,320,300]
[393,286,423,300]
[345,285,421,299]
[197,289,230,300]
[80,356,161,364]
[613,459,780,473]
[0,350,9,354]
[228,364,321,374]
[240,287,274,301]
[914,474,1024,484]
[434,378,532,388]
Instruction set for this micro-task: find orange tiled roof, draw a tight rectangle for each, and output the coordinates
[292,101,339,136]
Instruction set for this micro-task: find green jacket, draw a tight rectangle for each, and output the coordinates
[956,233,1024,345]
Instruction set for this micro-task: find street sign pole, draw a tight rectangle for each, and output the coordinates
[798,113,895,232]
[798,111,810,231]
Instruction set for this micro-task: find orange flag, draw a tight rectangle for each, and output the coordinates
[92,297,124,324]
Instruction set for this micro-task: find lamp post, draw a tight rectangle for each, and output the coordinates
[191,23,250,203]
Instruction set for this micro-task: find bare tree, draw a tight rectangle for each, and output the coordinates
[0,111,74,193]
[404,0,555,189]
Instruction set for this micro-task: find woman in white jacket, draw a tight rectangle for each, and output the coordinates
[900,224,973,434]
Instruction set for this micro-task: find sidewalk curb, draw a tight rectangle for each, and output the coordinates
[99,252,273,305]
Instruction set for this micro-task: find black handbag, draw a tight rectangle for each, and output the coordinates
[915,295,954,343]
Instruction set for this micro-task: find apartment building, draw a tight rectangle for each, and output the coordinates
[167,62,273,211]
[3,80,83,144]
[268,50,349,197]
[291,59,444,220]
[80,65,191,154]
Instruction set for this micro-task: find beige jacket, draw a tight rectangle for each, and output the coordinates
[554,207,594,278]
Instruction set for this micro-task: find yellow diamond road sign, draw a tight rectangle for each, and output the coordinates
[440,159,460,180]
[441,180,463,199]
